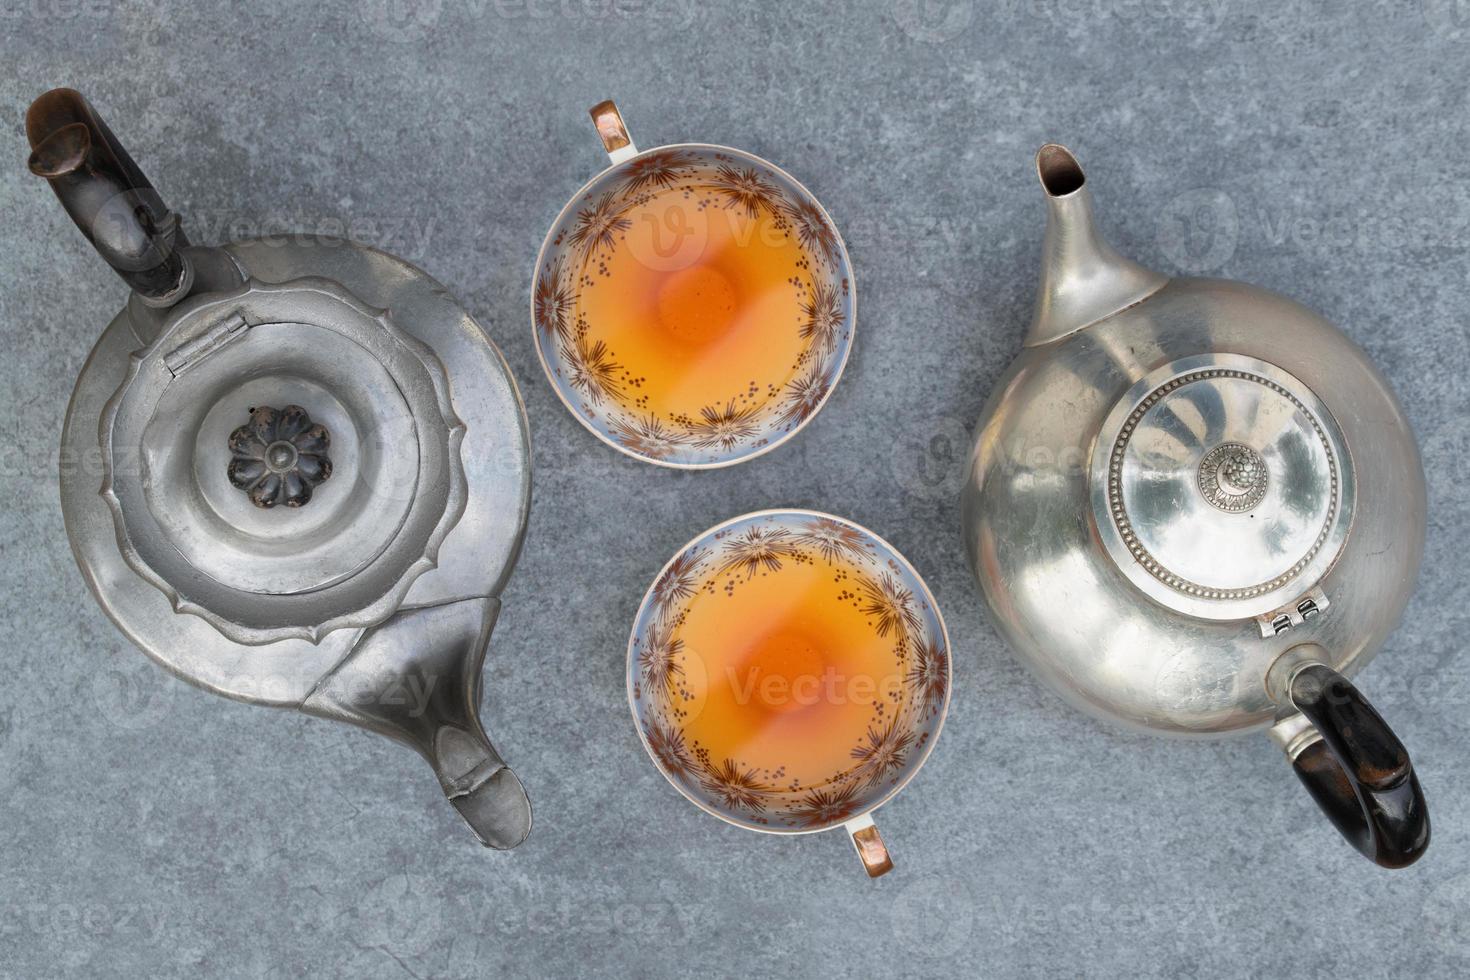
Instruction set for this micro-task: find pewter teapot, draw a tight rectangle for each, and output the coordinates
[961,144,1429,867]
[35,89,533,848]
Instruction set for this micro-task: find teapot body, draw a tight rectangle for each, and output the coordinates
[962,275,1425,736]
[60,235,535,847]
[961,144,1430,867]
[62,235,532,701]
[37,88,535,849]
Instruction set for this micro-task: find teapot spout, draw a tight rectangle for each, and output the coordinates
[302,597,532,849]
[26,89,194,305]
[1026,144,1167,346]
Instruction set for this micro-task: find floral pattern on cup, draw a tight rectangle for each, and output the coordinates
[627,511,950,833]
[533,145,855,468]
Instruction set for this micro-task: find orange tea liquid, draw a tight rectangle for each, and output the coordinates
[676,555,905,791]
[577,185,814,419]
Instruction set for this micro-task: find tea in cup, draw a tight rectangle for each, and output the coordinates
[627,510,950,875]
[533,101,855,468]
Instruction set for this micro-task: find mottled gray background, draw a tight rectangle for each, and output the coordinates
[2,0,1468,976]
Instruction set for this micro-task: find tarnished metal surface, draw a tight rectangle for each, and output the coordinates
[97,274,468,644]
[60,234,533,848]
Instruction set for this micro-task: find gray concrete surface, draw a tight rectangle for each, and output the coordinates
[3,1,1469,976]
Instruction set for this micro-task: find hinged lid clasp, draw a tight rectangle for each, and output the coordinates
[163,313,250,376]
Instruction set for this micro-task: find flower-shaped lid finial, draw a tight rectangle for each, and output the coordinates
[227,405,333,508]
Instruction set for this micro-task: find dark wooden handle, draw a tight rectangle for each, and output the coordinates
[1288,663,1429,868]
[25,88,189,300]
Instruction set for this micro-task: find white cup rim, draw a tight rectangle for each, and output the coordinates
[625,508,953,837]
[530,143,857,470]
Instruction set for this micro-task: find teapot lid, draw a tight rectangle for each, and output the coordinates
[1089,352,1356,622]
[100,275,469,644]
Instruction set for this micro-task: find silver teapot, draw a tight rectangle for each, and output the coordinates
[961,144,1429,867]
[34,89,533,849]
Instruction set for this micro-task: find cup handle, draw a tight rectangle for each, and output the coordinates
[845,813,893,878]
[589,99,639,165]
[1270,654,1429,868]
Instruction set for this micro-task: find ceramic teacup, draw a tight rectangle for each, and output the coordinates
[532,101,855,468]
[627,510,950,876]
